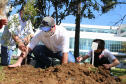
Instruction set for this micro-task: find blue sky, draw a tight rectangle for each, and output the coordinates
[61,4,126,26]
[11,3,126,27]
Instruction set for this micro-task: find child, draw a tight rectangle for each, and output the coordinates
[0,0,8,29]
[76,39,120,71]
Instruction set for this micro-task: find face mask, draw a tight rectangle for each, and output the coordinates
[43,31,53,37]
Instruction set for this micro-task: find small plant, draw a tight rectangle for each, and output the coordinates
[22,0,37,24]
[121,78,126,83]
[89,67,98,73]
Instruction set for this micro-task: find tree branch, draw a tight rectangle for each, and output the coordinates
[94,0,103,7]
[114,14,126,26]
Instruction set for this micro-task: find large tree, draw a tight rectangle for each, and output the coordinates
[8,0,126,59]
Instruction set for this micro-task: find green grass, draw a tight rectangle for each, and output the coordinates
[0,57,18,70]
[0,71,5,81]
[122,79,126,82]
[111,68,126,77]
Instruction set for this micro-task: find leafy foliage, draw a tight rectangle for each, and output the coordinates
[7,0,111,27]
[8,0,126,27]
[119,42,126,53]
[101,0,116,13]
[22,0,37,27]
[2,0,37,48]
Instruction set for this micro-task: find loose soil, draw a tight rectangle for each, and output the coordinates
[0,62,126,84]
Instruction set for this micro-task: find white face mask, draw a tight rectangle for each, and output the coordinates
[43,31,54,37]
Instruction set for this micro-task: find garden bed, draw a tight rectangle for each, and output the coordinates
[0,62,125,84]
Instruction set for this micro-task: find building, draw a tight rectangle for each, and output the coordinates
[118,24,126,37]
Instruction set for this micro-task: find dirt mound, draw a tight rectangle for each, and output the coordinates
[0,62,124,84]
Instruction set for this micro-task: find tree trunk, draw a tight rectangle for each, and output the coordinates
[74,2,81,59]
[56,6,58,25]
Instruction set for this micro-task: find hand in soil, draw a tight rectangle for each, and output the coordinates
[8,63,21,68]
[103,64,110,69]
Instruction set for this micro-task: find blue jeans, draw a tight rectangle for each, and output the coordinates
[32,45,75,68]
[1,46,13,66]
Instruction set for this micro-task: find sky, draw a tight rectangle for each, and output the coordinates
[10,2,126,27]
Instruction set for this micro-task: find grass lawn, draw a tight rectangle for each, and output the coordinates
[111,68,126,77]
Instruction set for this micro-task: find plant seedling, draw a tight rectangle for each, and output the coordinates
[91,42,98,65]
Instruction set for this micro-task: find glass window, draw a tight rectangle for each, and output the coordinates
[69,38,124,53]
[64,26,117,34]
[121,27,126,33]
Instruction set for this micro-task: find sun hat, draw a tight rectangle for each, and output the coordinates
[40,16,55,32]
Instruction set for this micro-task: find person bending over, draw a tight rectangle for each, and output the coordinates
[76,39,120,71]
[9,16,75,68]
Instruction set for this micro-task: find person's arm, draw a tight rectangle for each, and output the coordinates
[12,35,26,51]
[12,35,23,44]
[103,50,120,69]
[62,52,68,64]
[103,58,120,69]
[0,20,3,29]
[8,46,31,67]
[0,18,8,25]
[76,55,89,62]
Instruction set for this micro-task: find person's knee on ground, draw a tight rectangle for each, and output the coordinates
[68,51,75,63]
[57,51,75,63]
[32,46,52,68]
[35,59,51,69]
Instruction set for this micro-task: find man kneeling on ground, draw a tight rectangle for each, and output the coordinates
[9,16,75,68]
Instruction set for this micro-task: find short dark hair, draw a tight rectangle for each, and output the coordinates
[93,39,105,50]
